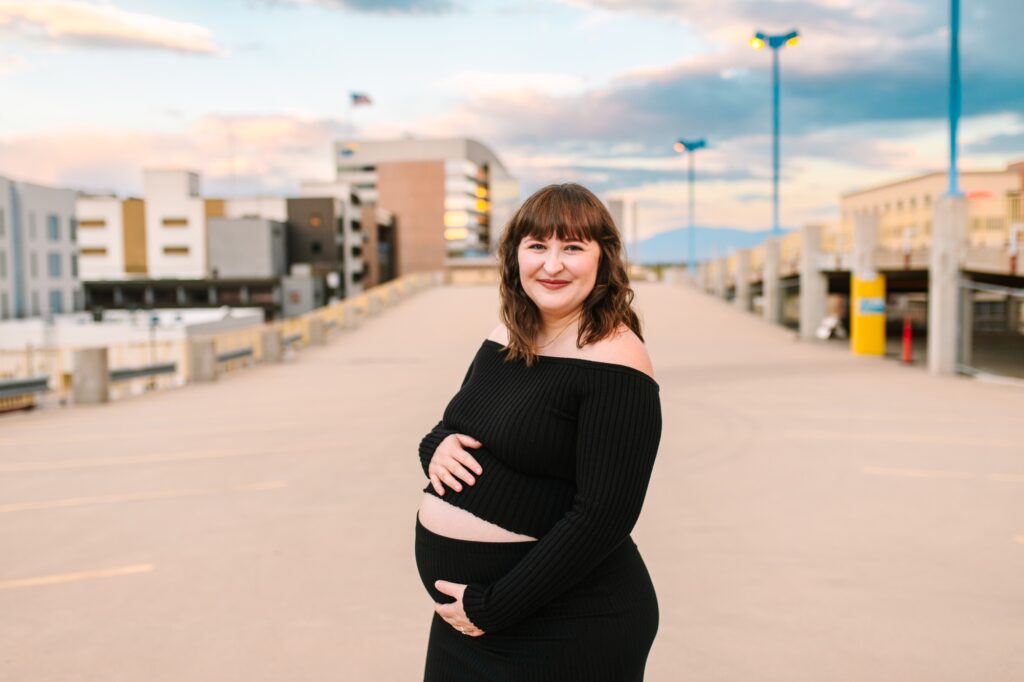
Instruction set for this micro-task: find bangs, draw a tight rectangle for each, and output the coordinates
[520,185,606,244]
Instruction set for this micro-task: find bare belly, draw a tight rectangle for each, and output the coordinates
[418,492,538,542]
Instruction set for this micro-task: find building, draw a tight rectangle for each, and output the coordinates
[75,194,147,279]
[0,175,82,319]
[840,161,1024,252]
[207,217,287,279]
[333,137,520,276]
[143,169,217,279]
[295,179,397,298]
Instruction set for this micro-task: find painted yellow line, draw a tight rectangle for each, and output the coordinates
[991,473,1024,484]
[0,442,334,474]
[0,564,154,591]
[0,481,287,513]
[863,466,976,480]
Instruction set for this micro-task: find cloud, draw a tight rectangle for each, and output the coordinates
[260,0,455,13]
[0,54,25,74]
[0,0,223,55]
[436,71,588,97]
[0,114,353,196]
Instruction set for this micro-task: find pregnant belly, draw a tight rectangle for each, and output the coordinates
[418,492,538,542]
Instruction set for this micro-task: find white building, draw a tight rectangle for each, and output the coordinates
[143,169,208,279]
[0,175,82,320]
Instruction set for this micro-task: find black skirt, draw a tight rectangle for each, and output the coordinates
[414,511,659,681]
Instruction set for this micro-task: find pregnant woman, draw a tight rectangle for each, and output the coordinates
[415,182,663,681]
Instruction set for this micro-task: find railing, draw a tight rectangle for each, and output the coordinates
[0,271,441,412]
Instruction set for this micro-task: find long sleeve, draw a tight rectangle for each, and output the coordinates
[461,370,662,633]
[417,354,477,478]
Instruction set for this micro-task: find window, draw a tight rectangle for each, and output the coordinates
[47,214,60,240]
[70,217,77,242]
[79,219,106,228]
[47,252,61,278]
[0,208,5,237]
[28,212,36,239]
[49,290,63,314]
[80,247,108,256]
[0,249,5,277]
[71,253,78,277]
[30,253,37,278]
[1,292,7,319]
[31,291,39,315]
[162,217,189,227]
[162,246,189,255]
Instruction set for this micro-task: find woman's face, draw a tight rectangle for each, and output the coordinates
[518,233,600,319]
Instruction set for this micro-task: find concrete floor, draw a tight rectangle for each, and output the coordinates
[1,281,1023,681]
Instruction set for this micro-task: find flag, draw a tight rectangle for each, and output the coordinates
[350,92,372,106]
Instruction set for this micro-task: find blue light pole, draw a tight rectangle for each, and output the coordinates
[674,138,707,278]
[947,0,962,196]
[751,29,799,236]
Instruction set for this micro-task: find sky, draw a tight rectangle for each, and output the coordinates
[0,0,1021,239]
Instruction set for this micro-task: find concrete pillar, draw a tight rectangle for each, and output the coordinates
[799,224,828,340]
[308,317,326,346]
[241,285,251,305]
[367,292,382,316]
[113,287,124,306]
[851,212,886,356]
[144,286,154,306]
[188,338,217,383]
[208,286,218,305]
[735,249,751,312]
[431,271,444,287]
[928,196,968,375]
[713,258,727,299]
[72,347,109,404]
[176,286,186,305]
[261,329,282,363]
[763,237,782,324]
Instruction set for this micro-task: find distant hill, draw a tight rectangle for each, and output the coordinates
[627,226,794,265]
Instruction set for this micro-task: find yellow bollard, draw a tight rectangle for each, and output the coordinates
[851,273,886,355]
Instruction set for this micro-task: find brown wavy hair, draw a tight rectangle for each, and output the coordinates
[497,182,643,367]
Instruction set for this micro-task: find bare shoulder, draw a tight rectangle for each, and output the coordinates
[486,323,509,345]
[588,324,655,381]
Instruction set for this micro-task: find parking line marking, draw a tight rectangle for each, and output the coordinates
[0,564,154,591]
[863,466,976,480]
[0,443,335,474]
[0,481,287,513]
[991,473,1024,484]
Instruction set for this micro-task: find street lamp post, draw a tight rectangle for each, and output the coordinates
[948,0,962,197]
[751,29,799,236]
[674,138,707,280]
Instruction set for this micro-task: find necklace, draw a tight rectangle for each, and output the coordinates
[537,313,581,350]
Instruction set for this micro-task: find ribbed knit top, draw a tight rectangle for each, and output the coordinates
[417,337,662,633]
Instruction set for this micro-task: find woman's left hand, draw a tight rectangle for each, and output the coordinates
[434,580,486,637]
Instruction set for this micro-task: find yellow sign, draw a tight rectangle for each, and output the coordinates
[851,273,886,355]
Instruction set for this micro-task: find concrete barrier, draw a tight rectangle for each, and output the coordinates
[261,329,283,363]
[72,347,110,404]
[188,339,217,383]
[308,318,326,346]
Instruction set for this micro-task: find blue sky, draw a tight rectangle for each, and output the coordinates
[0,0,1021,237]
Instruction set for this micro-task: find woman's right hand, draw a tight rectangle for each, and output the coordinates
[428,433,484,496]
